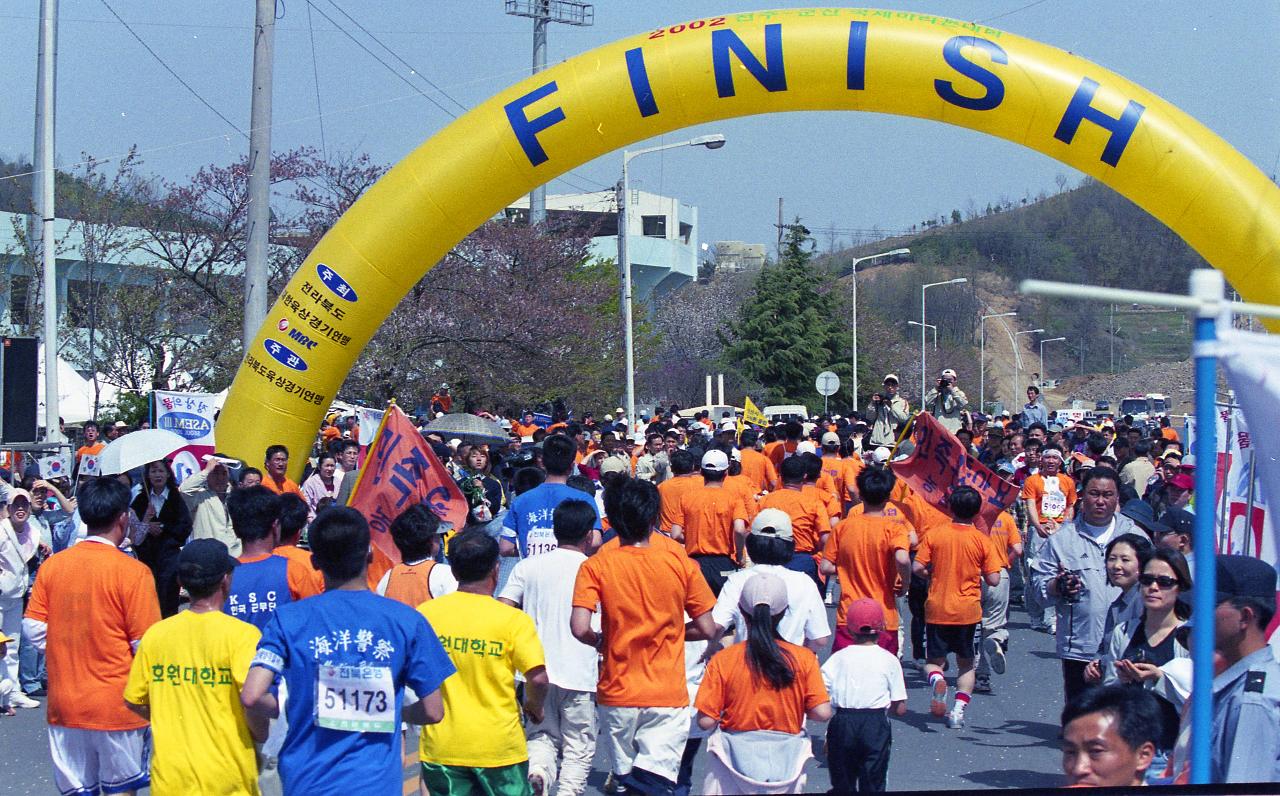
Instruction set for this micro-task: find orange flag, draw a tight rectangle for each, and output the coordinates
[348,404,468,569]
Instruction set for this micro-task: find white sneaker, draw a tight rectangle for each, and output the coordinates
[10,693,40,709]
[984,637,1007,675]
[947,708,966,729]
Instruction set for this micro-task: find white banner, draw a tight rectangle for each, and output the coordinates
[79,453,101,477]
[39,453,72,480]
[154,390,219,484]
[357,407,385,446]
[1218,329,1280,566]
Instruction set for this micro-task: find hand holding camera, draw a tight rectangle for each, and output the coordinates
[1055,568,1085,602]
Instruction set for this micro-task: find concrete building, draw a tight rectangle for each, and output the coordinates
[507,189,700,301]
[713,241,767,274]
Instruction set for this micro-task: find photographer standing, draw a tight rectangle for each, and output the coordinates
[923,368,969,434]
[867,374,911,447]
[1032,467,1139,705]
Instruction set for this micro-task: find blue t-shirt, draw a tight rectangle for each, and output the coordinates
[252,589,455,796]
[500,482,601,558]
[224,554,293,629]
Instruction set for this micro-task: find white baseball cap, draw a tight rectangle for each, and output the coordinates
[821,432,840,446]
[749,508,794,540]
[941,368,957,379]
[872,446,892,464]
[701,450,730,472]
[796,441,817,455]
[719,419,737,432]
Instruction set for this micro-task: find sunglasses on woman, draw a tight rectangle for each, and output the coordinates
[1139,574,1180,589]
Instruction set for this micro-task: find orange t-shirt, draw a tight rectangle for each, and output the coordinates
[802,484,841,528]
[262,475,305,499]
[841,457,865,502]
[765,440,799,469]
[25,539,161,730]
[915,522,1001,625]
[1161,427,1180,443]
[738,448,777,493]
[723,474,760,522]
[984,511,1022,571]
[272,544,325,597]
[1021,473,1077,522]
[512,421,539,438]
[321,426,341,444]
[694,641,828,734]
[572,540,716,707]
[76,442,105,462]
[671,485,748,557]
[658,474,704,532]
[382,560,437,607]
[889,479,948,545]
[759,487,830,553]
[824,511,912,630]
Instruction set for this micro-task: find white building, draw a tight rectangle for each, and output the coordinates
[714,241,767,273]
[507,189,700,302]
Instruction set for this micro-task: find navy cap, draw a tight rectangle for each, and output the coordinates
[177,539,238,584]
[1121,499,1170,535]
[1161,508,1195,538]
[1215,554,1277,602]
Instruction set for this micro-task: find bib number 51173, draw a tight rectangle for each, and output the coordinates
[316,665,394,733]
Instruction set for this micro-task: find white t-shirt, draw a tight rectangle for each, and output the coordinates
[374,558,459,599]
[498,547,598,692]
[711,565,831,646]
[822,644,906,710]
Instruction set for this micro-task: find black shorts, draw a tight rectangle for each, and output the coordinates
[925,623,978,660]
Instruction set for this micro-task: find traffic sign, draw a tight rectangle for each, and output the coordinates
[815,371,840,396]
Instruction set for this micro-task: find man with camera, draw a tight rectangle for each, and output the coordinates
[923,368,969,434]
[867,374,911,447]
[1031,467,1138,705]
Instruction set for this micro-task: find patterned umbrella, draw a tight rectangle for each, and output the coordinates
[423,413,508,445]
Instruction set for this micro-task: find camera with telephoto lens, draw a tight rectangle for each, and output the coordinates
[1056,569,1085,603]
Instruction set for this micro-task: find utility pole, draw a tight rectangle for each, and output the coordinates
[244,0,275,350]
[504,1,594,226]
[776,197,783,259]
[33,0,60,441]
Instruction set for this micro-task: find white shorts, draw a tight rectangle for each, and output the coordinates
[48,726,150,795]
[598,705,690,783]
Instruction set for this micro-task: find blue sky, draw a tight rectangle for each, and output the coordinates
[3,1,1278,248]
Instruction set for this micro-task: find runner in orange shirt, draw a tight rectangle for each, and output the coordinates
[738,430,778,493]
[912,487,1002,730]
[975,510,1023,694]
[821,466,913,654]
[272,493,325,597]
[670,451,748,595]
[259,444,305,499]
[765,422,804,469]
[572,479,716,792]
[722,450,760,523]
[657,450,704,534]
[759,457,832,592]
[24,477,161,795]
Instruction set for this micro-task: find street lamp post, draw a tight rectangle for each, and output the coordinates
[921,278,967,399]
[619,134,725,430]
[850,248,909,408]
[1039,336,1067,391]
[980,311,1017,413]
[1013,328,1045,410]
[907,321,937,349]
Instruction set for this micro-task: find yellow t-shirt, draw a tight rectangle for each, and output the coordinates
[418,591,545,767]
[123,610,261,796]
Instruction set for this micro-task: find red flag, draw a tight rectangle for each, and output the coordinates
[348,405,468,566]
[889,412,1019,532]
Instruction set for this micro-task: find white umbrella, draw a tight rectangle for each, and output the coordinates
[98,429,190,475]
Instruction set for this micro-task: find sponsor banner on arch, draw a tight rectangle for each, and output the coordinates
[154,390,218,484]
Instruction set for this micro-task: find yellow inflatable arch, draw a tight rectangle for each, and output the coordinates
[217,8,1280,476]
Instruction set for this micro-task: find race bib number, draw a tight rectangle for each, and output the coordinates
[317,665,394,733]
[1040,489,1068,520]
[525,526,559,557]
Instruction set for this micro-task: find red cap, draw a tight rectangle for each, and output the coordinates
[1167,473,1194,491]
[846,598,886,635]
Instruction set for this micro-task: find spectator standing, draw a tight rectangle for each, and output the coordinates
[124,540,265,795]
[300,453,341,520]
[499,500,599,796]
[1021,386,1049,429]
[74,420,105,466]
[180,454,239,556]
[1061,686,1163,787]
[23,477,161,796]
[420,531,548,795]
[1120,440,1156,498]
[1032,467,1136,705]
[1,489,44,709]
[240,508,455,795]
[912,487,1001,729]
[822,599,908,793]
[922,369,969,435]
[130,460,192,617]
[571,479,717,793]
[260,445,305,499]
[867,374,910,448]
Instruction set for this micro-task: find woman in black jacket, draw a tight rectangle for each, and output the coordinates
[131,459,192,616]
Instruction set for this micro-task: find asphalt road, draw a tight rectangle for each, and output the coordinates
[0,596,1068,794]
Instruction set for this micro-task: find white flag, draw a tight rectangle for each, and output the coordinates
[79,454,101,477]
[357,407,385,446]
[1219,329,1280,565]
[39,453,72,480]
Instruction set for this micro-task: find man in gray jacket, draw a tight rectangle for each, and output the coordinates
[867,374,911,447]
[1031,466,1135,705]
[923,368,970,434]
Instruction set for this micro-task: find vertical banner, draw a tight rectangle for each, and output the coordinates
[1218,329,1280,566]
[154,390,220,484]
[348,405,467,568]
[890,412,1020,532]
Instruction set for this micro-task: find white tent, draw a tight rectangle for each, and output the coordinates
[35,345,120,425]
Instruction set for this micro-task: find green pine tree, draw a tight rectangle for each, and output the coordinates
[720,222,853,411]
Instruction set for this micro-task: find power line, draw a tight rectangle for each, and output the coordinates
[305,1,328,158]
[97,0,247,139]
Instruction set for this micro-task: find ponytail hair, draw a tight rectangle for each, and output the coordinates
[743,603,796,691]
